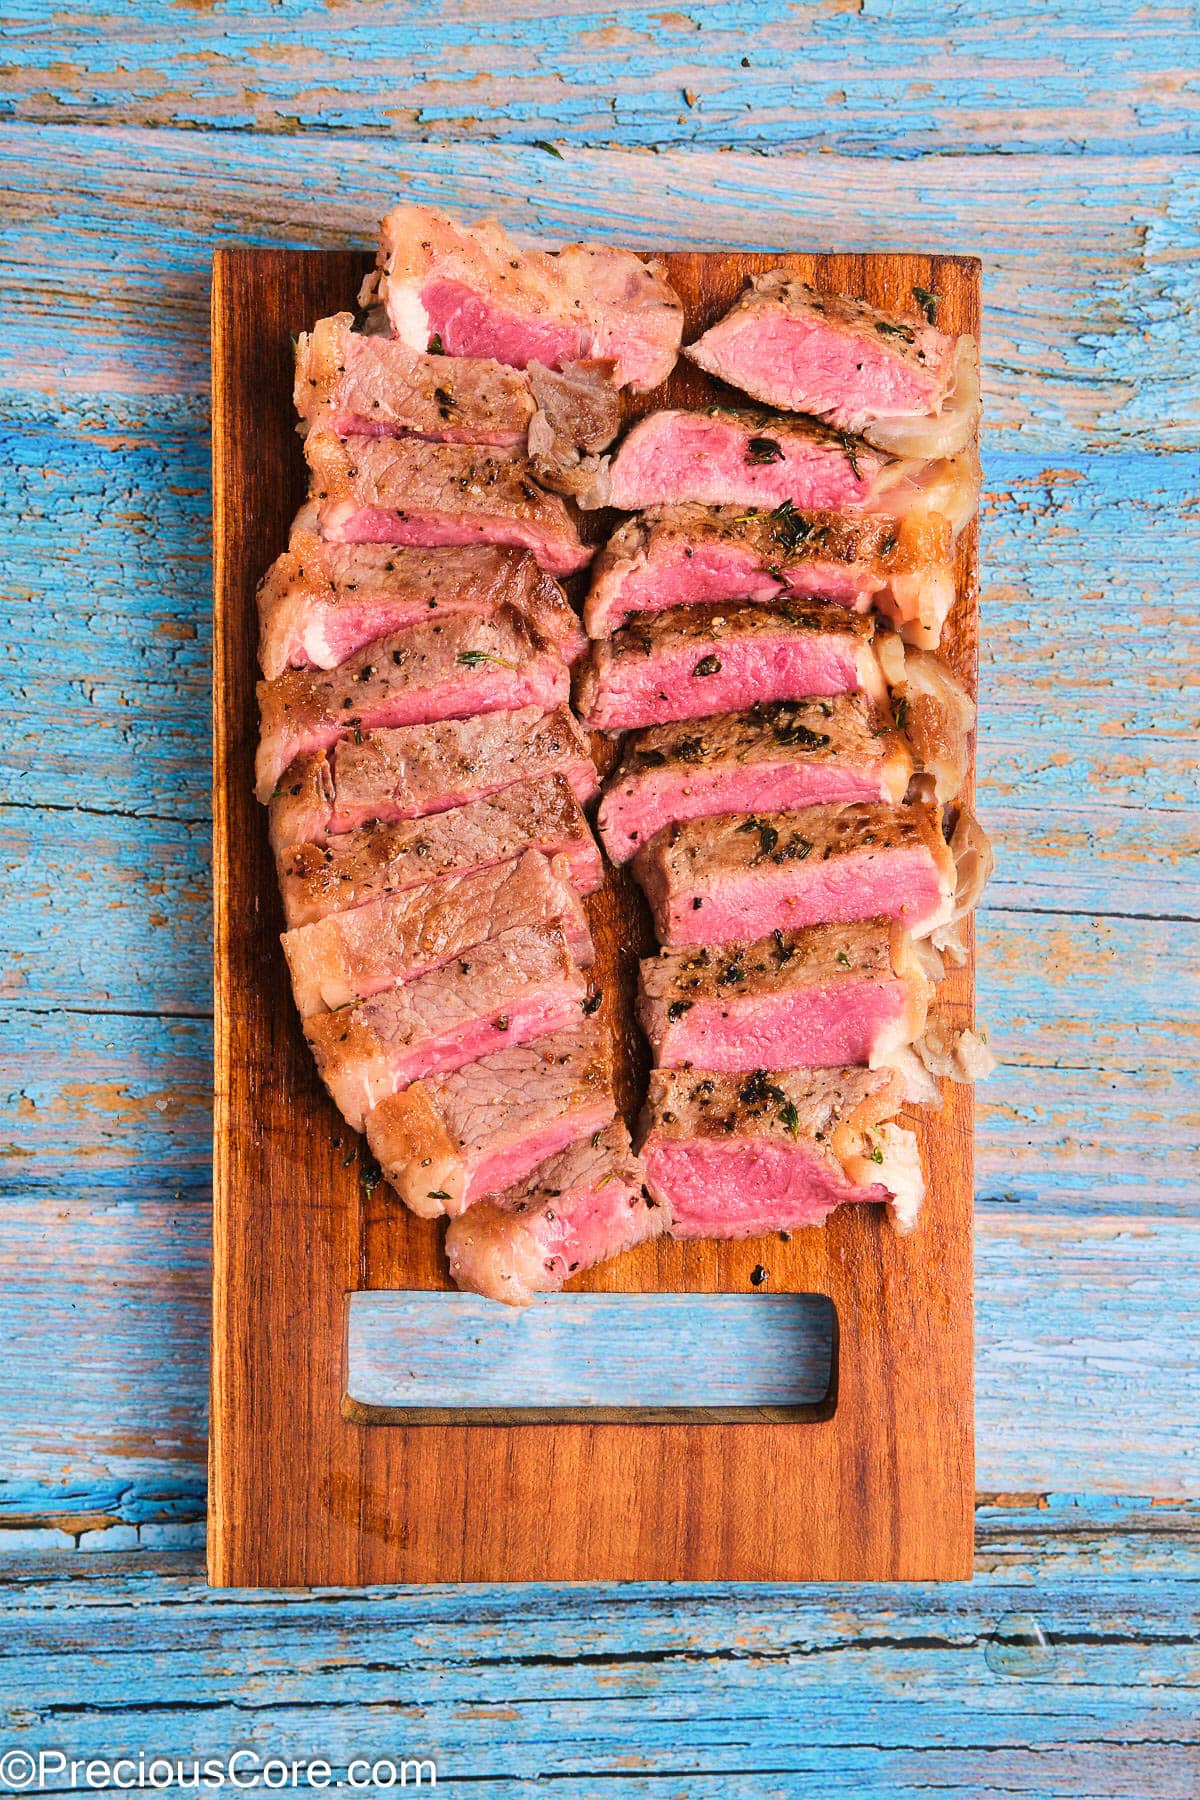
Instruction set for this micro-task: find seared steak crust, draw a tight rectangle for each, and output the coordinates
[637,919,929,1074]
[640,1064,923,1236]
[282,849,594,1018]
[305,924,587,1131]
[583,502,955,647]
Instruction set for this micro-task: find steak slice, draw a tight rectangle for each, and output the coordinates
[282,849,595,1018]
[269,707,598,852]
[305,924,587,1132]
[364,1018,614,1217]
[597,697,912,864]
[257,504,586,679]
[306,429,592,576]
[684,273,979,458]
[445,1121,665,1305]
[364,203,683,392]
[295,312,537,444]
[640,1065,924,1236]
[603,408,887,512]
[574,599,886,732]
[637,920,929,1074]
[255,606,568,802]
[279,773,604,929]
[584,503,956,649]
[634,801,955,947]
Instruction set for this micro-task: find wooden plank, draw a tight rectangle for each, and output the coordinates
[0,1515,1196,1797]
[4,1199,1198,1507]
[211,244,978,1586]
[8,430,1199,847]
[5,988,1197,1213]
[2,130,1197,450]
[2,2,1196,158]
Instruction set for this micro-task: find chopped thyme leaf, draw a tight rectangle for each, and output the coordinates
[912,286,939,325]
[772,928,794,963]
[427,332,444,354]
[893,696,910,731]
[692,653,722,677]
[836,949,851,967]
[458,648,519,671]
[746,435,785,465]
[837,432,863,479]
[774,714,831,751]
[361,1159,383,1197]
[534,139,565,158]
[780,1100,800,1138]
[582,990,603,1016]
[667,999,693,1022]
[427,1189,451,1201]
[591,1130,603,1148]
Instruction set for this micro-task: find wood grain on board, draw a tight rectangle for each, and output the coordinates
[212,245,979,1587]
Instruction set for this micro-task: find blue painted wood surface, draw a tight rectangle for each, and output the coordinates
[1,3,1198,1789]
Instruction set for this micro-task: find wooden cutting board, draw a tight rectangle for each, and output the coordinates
[210,245,979,1587]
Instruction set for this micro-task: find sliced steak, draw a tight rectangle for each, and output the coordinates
[295,311,537,444]
[638,920,930,1074]
[603,408,888,512]
[634,801,955,947]
[279,773,603,929]
[255,606,568,802]
[584,503,955,649]
[640,1065,924,1236]
[306,429,592,576]
[305,924,587,1132]
[257,504,586,679]
[364,203,683,392]
[270,707,597,852]
[685,273,979,458]
[597,697,912,864]
[282,849,595,1017]
[574,599,886,732]
[445,1121,665,1305]
[364,1018,614,1217]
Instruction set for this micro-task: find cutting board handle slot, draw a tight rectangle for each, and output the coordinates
[343,1289,836,1424]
